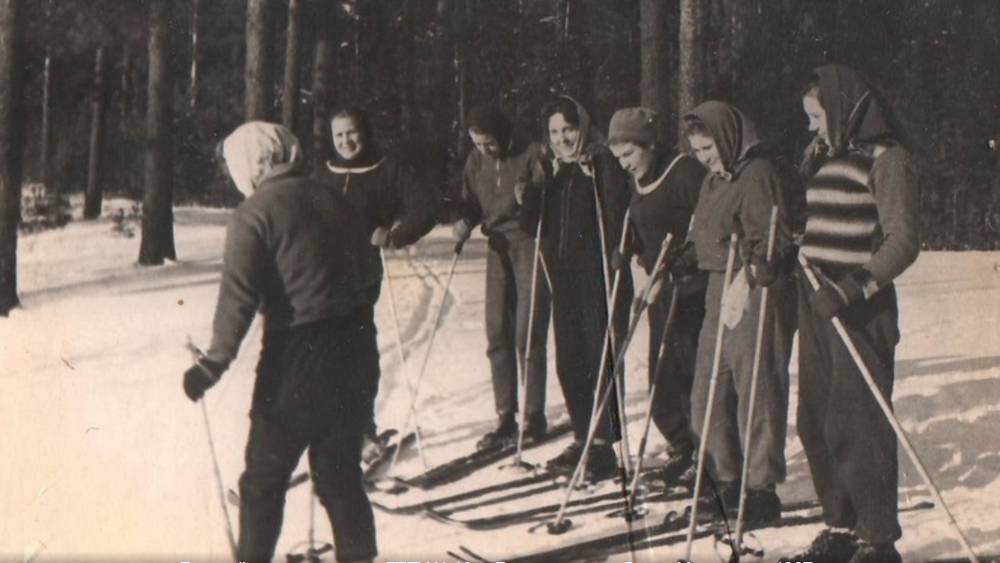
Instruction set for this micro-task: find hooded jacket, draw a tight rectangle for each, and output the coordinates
[519,96,630,271]
[685,102,792,272]
[800,65,920,287]
[207,123,367,367]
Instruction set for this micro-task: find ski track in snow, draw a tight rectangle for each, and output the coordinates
[2,205,999,562]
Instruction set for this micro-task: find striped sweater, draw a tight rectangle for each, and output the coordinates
[800,146,920,286]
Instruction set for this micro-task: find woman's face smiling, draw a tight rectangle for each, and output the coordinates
[548,112,581,160]
[688,133,724,176]
[332,116,364,161]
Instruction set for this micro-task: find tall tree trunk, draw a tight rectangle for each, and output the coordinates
[245,0,274,120]
[678,0,705,142]
[40,54,52,189]
[640,0,671,141]
[84,46,109,219]
[396,0,420,138]
[190,0,199,112]
[139,0,176,265]
[0,0,23,315]
[281,0,301,130]
[453,0,470,152]
[310,0,336,161]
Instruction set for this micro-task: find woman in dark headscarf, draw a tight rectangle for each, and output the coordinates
[681,101,797,525]
[519,95,633,481]
[789,65,919,563]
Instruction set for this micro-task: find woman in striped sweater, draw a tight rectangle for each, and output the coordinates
[791,64,920,563]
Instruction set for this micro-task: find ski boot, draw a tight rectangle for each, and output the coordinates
[787,527,861,563]
[476,414,517,451]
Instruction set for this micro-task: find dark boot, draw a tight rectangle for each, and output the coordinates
[583,443,619,483]
[788,528,861,563]
[846,542,901,563]
[695,480,740,523]
[522,412,548,444]
[739,487,782,526]
[656,446,695,489]
[476,415,518,451]
[546,440,584,475]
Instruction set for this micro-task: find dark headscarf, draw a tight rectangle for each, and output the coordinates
[814,64,899,156]
[466,104,514,156]
[328,107,383,168]
[540,95,606,165]
[684,100,760,179]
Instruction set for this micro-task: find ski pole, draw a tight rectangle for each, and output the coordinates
[799,254,981,563]
[511,184,547,469]
[625,283,680,513]
[684,233,739,561]
[590,175,633,479]
[547,234,671,535]
[381,247,429,469]
[386,239,466,475]
[731,206,779,562]
[184,337,239,561]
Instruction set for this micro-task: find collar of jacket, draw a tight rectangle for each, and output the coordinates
[326,157,386,175]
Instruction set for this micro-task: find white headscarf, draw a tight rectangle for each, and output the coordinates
[222,121,303,198]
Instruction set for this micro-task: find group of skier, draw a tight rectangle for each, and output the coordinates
[181,62,919,563]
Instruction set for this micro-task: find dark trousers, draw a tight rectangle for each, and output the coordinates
[797,271,902,543]
[238,314,380,563]
[691,272,794,488]
[550,263,632,442]
[485,236,550,419]
[647,285,705,454]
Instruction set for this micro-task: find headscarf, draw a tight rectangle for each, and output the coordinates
[466,104,514,156]
[684,100,760,179]
[222,121,303,198]
[542,95,606,167]
[328,107,383,168]
[814,64,898,156]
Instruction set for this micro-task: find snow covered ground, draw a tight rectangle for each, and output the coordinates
[2,201,999,562]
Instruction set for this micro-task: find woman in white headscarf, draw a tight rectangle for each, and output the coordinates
[519,95,632,482]
[183,122,379,563]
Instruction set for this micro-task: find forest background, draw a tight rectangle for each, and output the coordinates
[6,0,1000,264]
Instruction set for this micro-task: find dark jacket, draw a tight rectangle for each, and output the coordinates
[205,172,368,366]
[458,135,539,241]
[520,150,630,272]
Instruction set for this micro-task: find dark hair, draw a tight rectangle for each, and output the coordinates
[466,103,512,149]
[682,115,713,139]
[540,98,580,129]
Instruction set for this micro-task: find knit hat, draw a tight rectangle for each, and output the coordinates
[608,107,658,146]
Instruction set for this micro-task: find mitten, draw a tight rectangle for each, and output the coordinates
[182,358,225,402]
[808,269,871,319]
[746,255,779,288]
[610,247,631,271]
[452,219,472,243]
[370,226,391,248]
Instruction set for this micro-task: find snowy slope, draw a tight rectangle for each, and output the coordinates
[1,203,998,562]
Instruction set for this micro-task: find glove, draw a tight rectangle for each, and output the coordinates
[668,244,699,280]
[182,358,225,402]
[610,248,631,271]
[452,219,472,243]
[746,256,779,288]
[808,269,871,319]
[371,226,391,248]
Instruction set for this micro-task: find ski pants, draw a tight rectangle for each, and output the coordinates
[647,284,705,455]
[797,268,902,543]
[238,312,380,563]
[484,234,551,420]
[550,262,632,442]
[691,271,794,489]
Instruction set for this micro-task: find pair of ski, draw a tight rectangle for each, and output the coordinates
[450,498,936,563]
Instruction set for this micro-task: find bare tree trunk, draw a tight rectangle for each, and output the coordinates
[640,0,671,140]
[121,45,133,118]
[190,0,199,112]
[84,46,109,219]
[282,0,301,130]
[678,0,705,142]
[40,54,51,189]
[245,0,275,120]
[310,0,336,161]
[139,0,176,265]
[453,0,470,151]
[396,0,420,138]
[0,0,23,314]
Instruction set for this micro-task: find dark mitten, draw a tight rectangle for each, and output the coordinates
[182,359,225,402]
[610,248,631,271]
[808,269,870,319]
[667,241,698,279]
[746,256,779,288]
